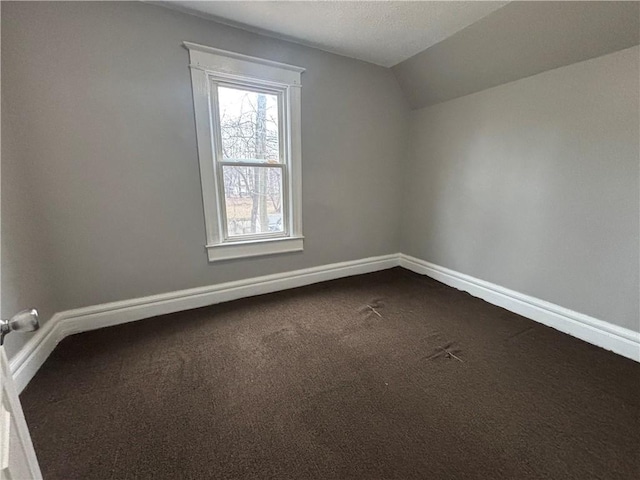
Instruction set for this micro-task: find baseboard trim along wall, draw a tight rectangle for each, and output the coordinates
[11,253,639,393]
[10,254,399,393]
[399,254,640,363]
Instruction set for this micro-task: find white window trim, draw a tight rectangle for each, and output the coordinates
[184,42,304,262]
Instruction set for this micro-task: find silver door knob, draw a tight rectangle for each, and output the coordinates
[0,309,39,345]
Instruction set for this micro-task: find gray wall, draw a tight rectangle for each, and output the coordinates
[1,1,408,353]
[402,46,640,332]
[1,91,62,359]
[393,1,640,109]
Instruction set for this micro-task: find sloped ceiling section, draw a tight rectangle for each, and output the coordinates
[393,1,640,110]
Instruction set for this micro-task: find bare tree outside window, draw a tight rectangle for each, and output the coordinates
[218,87,283,237]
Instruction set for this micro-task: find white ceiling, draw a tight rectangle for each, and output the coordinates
[159,1,509,67]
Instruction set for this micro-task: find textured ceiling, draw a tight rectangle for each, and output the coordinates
[158,1,508,67]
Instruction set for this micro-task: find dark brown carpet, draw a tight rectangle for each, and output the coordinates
[21,268,640,479]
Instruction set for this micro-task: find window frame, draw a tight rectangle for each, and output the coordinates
[213,81,288,242]
[185,42,304,262]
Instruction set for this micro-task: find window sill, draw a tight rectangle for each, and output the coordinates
[206,236,304,262]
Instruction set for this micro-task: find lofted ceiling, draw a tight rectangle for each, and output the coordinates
[155,1,639,109]
[158,1,508,67]
[393,1,640,108]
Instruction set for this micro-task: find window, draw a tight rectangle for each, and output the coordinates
[185,42,304,262]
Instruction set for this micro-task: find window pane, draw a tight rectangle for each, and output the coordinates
[222,165,284,237]
[218,86,280,163]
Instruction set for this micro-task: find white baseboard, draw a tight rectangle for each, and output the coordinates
[11,252,640,393]
[10,254,400,393]
[399,254,640,363]
[10,318,65,394]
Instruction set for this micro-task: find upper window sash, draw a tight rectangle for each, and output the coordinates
[211,79,287,165]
